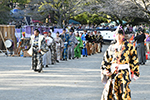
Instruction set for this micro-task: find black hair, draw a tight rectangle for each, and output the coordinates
[138,27,145,33]
[56,31,59,34]
[63,28,66,31]
[34,29,40,33]
[138,27,142,32]
[118,29,124,35]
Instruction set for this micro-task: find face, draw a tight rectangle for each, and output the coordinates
[70,32,73,35]
[44,34,47,37]
[115,34,124,42]
[56,33,59,37]
[76,33,79,37]
[63,30,66,33]
[48,32,51,37]
[34,30,39,36]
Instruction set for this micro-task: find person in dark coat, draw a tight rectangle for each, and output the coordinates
[134,27,146,65]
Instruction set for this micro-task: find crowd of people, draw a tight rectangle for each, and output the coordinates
[27,28,103,72]
[20,23,150,99]
[25,24,150,73]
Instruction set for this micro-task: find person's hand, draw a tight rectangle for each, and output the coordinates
[38,49,41,53]
[103,70,112,77]
[133,75,139,80]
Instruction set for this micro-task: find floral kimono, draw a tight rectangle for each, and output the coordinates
[54,37,64,61]
[101,41,140,100]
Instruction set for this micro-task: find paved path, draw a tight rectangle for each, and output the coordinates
[0,45,150,100]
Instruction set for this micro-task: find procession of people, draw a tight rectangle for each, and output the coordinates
[27,28,104,73]
[24,24,150,99]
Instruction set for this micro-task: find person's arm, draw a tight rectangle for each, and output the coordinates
[79,37,83,48]
[40,37,48,53]
[129,44,140,80]
[101,45,113,74]
[60,38,64,48]
[134,35,140,41]
[101,45,113,84]
[74,36,78,45]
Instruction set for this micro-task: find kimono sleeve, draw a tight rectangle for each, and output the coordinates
[66,34,71,46]
[40,38,49,53]
[101,45,113,84]
[60,38,64,48]
[79,37,83,48]
[129,44,140,77]
[101,45,113,72]
[74,35,78,45]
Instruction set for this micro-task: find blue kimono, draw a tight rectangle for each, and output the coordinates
[81,34,87,56]
[82,42,87,56]
[60,33,70,60]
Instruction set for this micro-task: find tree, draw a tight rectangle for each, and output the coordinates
[84,0,150,26]
[73,12,107,25]
[27,0,89,27]
[130,0,150,17]
[0,0,11,24]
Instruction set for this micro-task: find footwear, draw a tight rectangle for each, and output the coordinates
[46,65,48,67]
[69,57,71,60]
[38,70,42,73]
[56,60,59,63]
[52,63,54,65]
[139,63,142,65]
[142,63,145,65]
[34,69,39,72]
[63,58,65,61]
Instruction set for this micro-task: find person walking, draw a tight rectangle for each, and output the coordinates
[48,31,56,64]
[81,31,88,57]
[74,32,83,59]
[68,30,78,59]
[42,31,53,67]
[134,27,146,65]
[54,32,64,62]
[59,29,70,61]
[96,31,103,53]
[101,28,140,100]
[27,29,47,72]
[86,32,93,55]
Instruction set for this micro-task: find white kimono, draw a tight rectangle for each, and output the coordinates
[27,34,45,55]
[43,37,53,66]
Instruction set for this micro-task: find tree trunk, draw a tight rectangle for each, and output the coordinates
[57,13,62,28]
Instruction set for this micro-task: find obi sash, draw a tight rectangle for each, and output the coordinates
[111,64,131,79]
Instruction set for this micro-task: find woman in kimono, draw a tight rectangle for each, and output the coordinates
[101,27,140,100]
[48,31,56,64]
[54,32,64,62]
[42,31,53,67]
[74,32,83,58]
